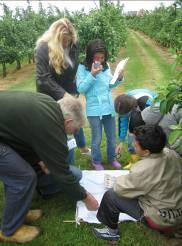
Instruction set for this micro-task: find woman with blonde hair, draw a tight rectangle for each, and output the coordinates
[36,18,77,79]
[35,18,90,197]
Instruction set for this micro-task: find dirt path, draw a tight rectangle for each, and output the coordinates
[135,31,173,64]
[0,64,35,90]
[111,30,174,98]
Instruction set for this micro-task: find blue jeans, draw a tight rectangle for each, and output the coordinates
[128,133,135,153]
[88,115,116,164]
[0,143,37,236]
[36,165,82,198]
[68,128,86,165]
[0,143,82,235]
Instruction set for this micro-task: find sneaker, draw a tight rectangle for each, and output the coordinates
[0,225,40,243]
[92,162,104,170]
[24,209,43,224]
[80,148,91,156]
[93,227,120,241]
[111,160,121,169]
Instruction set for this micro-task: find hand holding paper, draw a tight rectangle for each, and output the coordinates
[110,57,129,85]
[104,174,116,189]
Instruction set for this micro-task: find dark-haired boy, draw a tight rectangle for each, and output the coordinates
[93,125,182,241]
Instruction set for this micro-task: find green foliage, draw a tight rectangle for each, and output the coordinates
[126,1,182,51]
[0,2,126,77]
[155,54,182,113]
[155,53,182,149]
[73,4,127,61]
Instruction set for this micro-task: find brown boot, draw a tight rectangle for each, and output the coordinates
[25,209,43,223]
[0,224,40,243]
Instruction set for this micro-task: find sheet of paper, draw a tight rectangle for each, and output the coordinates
[110,58,129,85]
[67,138,77,150]
[76,170,136,224]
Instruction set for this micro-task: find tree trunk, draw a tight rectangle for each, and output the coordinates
[16,59,21,70]
[2,62,7,78]
[28,54,31,64]
[32,54,35,63]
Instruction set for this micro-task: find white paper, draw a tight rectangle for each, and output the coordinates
[67,138,77,150]
[76,170,136,224]
[110,58,129,85]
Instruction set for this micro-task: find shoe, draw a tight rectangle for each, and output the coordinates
[81,148,91,156]
[93,227,120,241]
[0,225,40,243]
[111,160,121,169]
[92,162,104,170]
[25,209,43,223]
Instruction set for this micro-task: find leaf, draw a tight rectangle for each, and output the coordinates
[169,124,182,130]
[160,100,167,113]
[166,89,178,99]
[168,130,182,145]
[166,99,175,113]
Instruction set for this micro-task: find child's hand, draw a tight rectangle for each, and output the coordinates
[38,161,50,174]
[91,62,103,77]
[118,69,124,81]
[115,143,123,154]
[83,191,99,211]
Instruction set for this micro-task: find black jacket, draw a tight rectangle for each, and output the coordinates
[35,42,79,100]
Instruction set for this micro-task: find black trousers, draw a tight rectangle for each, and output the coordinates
[97,189,144,229]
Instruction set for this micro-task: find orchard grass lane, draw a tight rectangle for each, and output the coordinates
[0,30,178,245]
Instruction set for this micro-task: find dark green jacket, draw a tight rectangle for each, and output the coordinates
[0,91,86,200]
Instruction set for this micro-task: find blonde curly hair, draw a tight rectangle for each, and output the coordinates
[35,18,77,74]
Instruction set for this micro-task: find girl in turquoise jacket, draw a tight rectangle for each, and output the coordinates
[76,39,123,170]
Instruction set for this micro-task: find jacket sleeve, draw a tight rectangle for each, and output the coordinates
[113,162,151,198]
[118,115,129,142]
[76,65,97,94]
[35,43,66,100]
[32,111,86,201]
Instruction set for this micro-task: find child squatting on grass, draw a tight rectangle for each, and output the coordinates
[93,124,182,242]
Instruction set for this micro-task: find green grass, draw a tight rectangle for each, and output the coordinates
[9,74,36,91]
[134,32,173,83]
[117,31,174,92]
[0,30,178,245]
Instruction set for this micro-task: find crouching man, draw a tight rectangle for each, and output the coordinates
[93,125,182,242]
[0,91,98,243]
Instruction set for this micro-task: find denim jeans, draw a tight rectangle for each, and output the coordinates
[128,132,135,153]
[0,143,37,236]
[68,127,86,165]
[0,143,82,235]
[74,128,86,148]
[87,115,116,163]
[36,165,82,198]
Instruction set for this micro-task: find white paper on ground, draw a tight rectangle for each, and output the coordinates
[110,58,129,85]
[76,170,136,224]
